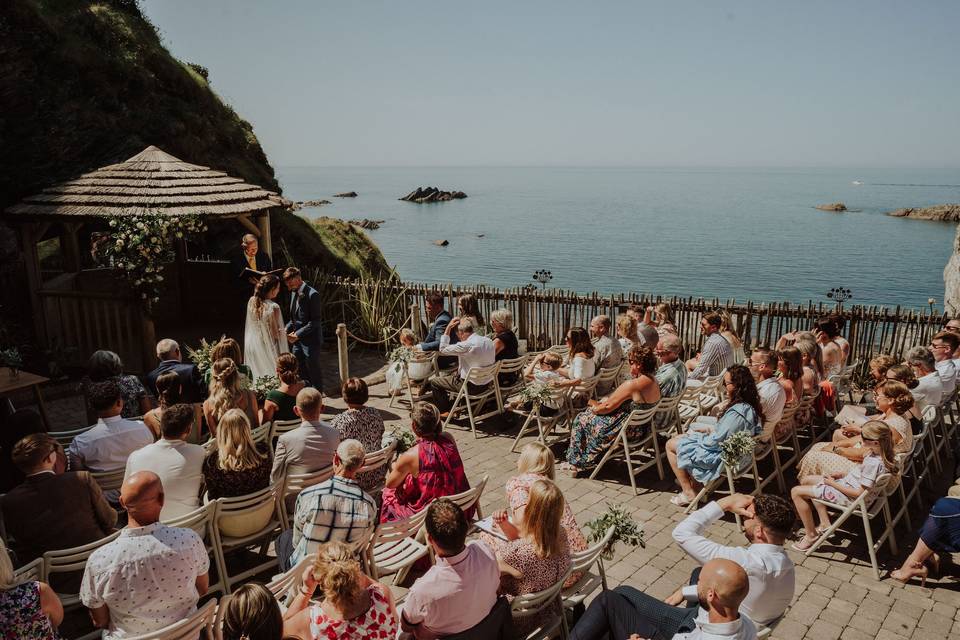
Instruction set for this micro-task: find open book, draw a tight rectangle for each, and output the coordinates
[242,267,284,279]
[835,404,869,426]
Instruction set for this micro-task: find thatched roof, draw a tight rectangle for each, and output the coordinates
[5,146,281,218]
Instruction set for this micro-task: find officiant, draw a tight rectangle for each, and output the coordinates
[231,233,274,297]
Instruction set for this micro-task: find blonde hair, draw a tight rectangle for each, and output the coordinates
[399,328,416,346]
[0,541,15,590]
[517,442,555,479]
[795,335,824,377]
[209,358,243,423]
[861,420,900,475]
[521,479,565,559]
[312,541,365,612]
[211,338,242,366]
[490,308,513,331]
[216,409,265,472]
[541,352,562,369]
[655,302,676,327]
[616,314,638,341]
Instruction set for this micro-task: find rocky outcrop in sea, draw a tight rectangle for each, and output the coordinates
[888,204,960,221]
[816,202,847,212]
[400,187,467,203]
[348,218,384,230]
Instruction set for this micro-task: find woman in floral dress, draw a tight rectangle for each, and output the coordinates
[0,542,62,640]
[329,378,387,493]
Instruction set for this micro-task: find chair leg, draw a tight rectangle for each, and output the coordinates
[860,508,881,581]
[464,395,478,438]
[510,413,536,453]
[771,444,786,494]
[622,434,638,496]
[652,431,665,481]
[443,389,466,430]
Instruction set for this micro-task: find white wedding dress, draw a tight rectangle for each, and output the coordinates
[244,298,289,381]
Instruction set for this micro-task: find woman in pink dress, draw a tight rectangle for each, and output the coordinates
[380,402,471,522]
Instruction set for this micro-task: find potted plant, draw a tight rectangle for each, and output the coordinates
[0,347,23,378]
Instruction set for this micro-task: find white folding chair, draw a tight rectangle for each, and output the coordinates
[589,403,662,494]
[509,385,572,452]
[767,404,800,494]
[443,362,503,437]
[49,426,92,448]
[511,568,572,640]
[676,386,703,433]
[266,553,317,607]
[389,351,439,409]
[164,501,224,596]
[43,531,122,609]
[358,440,398,499]
[13,557,43,584]
[268,418,302,443]
[495,355,529,410]
[593,365,623,399]
[695,373,725,414]
[90,467,126,493]
[250,422,271,446]
[562,527,615,611]
[210,483,284,593]
[445,475,488,522]
[685,442,763,526]
[363,505,432,581]
[279,466,335,527]
[125,599,217,640]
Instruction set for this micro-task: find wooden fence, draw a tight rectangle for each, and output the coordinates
[324,277,947,363]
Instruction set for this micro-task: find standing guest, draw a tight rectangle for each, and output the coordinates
[143,372,202,442]
[283,267,325,389]
[643,302,679,338]
[747,348,787,442]
[260,353,304,424]
[427,317,496,411]
[667,494,796,625]
[202,409,272,499]
[124,404,205,521]
[776,346,805,404]
[590,315,624,395]
[80,350,151,422]
[494,479,571,638]
[68,379,152,472]
[0,541,63,640]
[278,440,378,571]
[381,403,470,522]
[930,330,959,395]
[654,334,688,398]
[329,378,386,493]
[891,492,960,586]
[220,583,285,640]
[905,346,944,412]
[81,472,209,640]
[230,233,273,297]
[564,346,661,475]
[616,313,641,353]
[202,338,254,387]
[145,338,206,404]
[687,312,735,381]
[556,326,597,385]
[2,434,116,566]
[203,357,260,437]
[401,500,501,639]
[282,541,399,640]
[569,558,755,640]
[418,292,452,368]
[719,311,746,364]
[666,365,763,506]
[0,409,48,491]
[628,304,661,346]
[813,316,847,378]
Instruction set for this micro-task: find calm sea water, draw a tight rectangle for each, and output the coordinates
[276,167,960,310]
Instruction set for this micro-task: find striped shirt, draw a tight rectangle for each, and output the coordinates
[690,333,735,381]
[291,476,377,566]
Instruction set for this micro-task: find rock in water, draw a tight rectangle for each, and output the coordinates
[433,239,449,246]
[816,202,847,212]
[348,218,384,230]
[334,191,358,198]
[299,199,332,207]
[400,187,468,203]
[888,204,960,222]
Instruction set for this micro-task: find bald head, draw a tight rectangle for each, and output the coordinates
[120,471,164,525]
[698,558,749,614]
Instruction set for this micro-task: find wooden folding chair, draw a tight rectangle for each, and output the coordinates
[562,527,615,611]
[443,362,502,437]
[125,598,218,640]
[210,483,284,593]
[511,568,572,640]
[589,403,662,493]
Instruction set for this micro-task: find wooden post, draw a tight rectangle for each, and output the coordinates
[410,304,422,341]
[140,314,156,374]
[257,211,273,261]
[62,222,83,273]
[336,323,349,383]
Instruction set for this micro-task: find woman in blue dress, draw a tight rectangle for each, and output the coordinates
[665,364,763,506]
[890,492,960,586]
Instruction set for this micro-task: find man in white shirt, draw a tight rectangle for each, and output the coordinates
[81,471,208,640]
[747,349,787,442]
[69,379,152,472]
[667,493,795,626]
[590,315,624,394]
[569,558,756,640]
[428,316,496,411]
[906,346,943,411]
[124,404,204,521]
[931,331,959,396]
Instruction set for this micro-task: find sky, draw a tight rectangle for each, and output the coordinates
[140,0,960,168]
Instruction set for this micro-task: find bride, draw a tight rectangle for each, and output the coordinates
[244,274,289,380]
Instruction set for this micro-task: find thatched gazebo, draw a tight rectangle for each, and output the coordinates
[4,145,283,371]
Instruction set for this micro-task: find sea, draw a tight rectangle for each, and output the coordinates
[275,167,960,311]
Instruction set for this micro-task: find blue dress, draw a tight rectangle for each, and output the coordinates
[919,497,960,553]
[676,402,760,484]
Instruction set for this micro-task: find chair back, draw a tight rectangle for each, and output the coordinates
[213,483,282,540]
[250,422,271,445]
[623,403,660,442]
[126,598,217,640]
[49,426,92,447]
[497,355,528,383]
[364,505,432,578]
[510,567,571,621]
[90,467,126,492]
[283,466,335,504]
[465,362,500,386]
[266,553,317,605]
[360,441,397,474]
[445,475,488,517]
[268,418,302,442]
[213,594,231,640]
[652,393,682,429]
[596,365,622,387]
[164,501,218,540]
[548,344,570,358]
[13,557,43,584]
[569,526,615,574]
[572,375,600,397]
[405,351,439,381]
[44,531,122,606]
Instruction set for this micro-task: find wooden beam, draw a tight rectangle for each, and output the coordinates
[256,211,273,261]
[62,222,83,273]
[236,214,261,237]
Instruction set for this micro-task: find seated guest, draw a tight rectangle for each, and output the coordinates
[590,315,624,390]
[792,421,898,551]
[0,409,47,491]
[747,348,787,442]
[202,338,253,387]
[387,329,435,395]
[930,330,959,395]
[145,338,206,404]
[491,307,519,361]
[891,490,960,586]
[507,351,566,414]
[884,364,924,425]
[643,302,679,338]
[220,583,285,640]
[68,379,152,472]
[666,365,763,506]
[799,380,913,478]
[427,316,496,410]
[687,312,735,381]
[143,372,202,441]
[905,346,943,412]
[564,346,661,476]
[775,346,805,404]
[813,315,847,378]
[0,541,63,640]
[794,336,824,395]
[270,388,340,512]
[124,404,205,520]
[401,499,500,639]
[279,439,377,571]
[668,493,795,625]
[80,472,209,639]
[203,357,260,437]
[418,292,451,357]
[719,310,746,364]
[494,479,571,638]
[282,541,398,640]
[627,304,661,346]
[556,326,597,386]
[569,558,755,640]
[454,293,485,337]
[80,349,151,423]
[329,378,386,493]
[616,313,640,353]
[654,334,687,397]
[869,354,898,383]
[945,318,960,360]
[2,434,116,566]
[259,353,304,424]
[202,409,272,499]
[381,403,470,522]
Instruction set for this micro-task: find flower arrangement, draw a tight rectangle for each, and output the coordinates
[720,430,756,470]
[0,347,23,374]
[185,335,225,373]
[253,374,280,403]
[388,345,416,373]
[517,381,554,407]
[585,503,645,561]
[383,426,418,455]
[102,212,206,311]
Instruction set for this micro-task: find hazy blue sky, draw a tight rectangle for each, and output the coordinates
[141,0,960,167]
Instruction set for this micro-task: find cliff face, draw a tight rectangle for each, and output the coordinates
[888,204,960,222]
[945,225,960,316]
[0,0,389,277]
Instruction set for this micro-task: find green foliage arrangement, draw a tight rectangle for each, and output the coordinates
[388,346,416,373]
[720,430,756,470]
[253,374,280,403]
[585,504,645,561]
[0,347,24,371]
[185,335,226,372]
[517,381,554,407]
[383,426,418,456]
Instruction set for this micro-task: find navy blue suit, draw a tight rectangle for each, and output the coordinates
[286,283,324,387]
[420,310,454,369]
[145,360,206,403]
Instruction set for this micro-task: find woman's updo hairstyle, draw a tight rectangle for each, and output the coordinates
[155,371,182,407]
[885,363,918,390]
[312,541,365,613]
[626,345,658,376]
[877,379,915,415]
[211,338,243,366]
[410,402,441,439]
[253,274,280,318]
[276,353,299,385]
[212,357,238,383]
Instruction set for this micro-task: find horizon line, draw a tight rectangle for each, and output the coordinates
[274,164,960,171]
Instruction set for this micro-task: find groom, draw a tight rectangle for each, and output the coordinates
[283,267,324,388]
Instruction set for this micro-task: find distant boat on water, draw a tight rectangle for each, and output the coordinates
[851,180,863,185]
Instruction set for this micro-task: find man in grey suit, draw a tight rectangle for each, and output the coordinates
[270,387,340,510]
